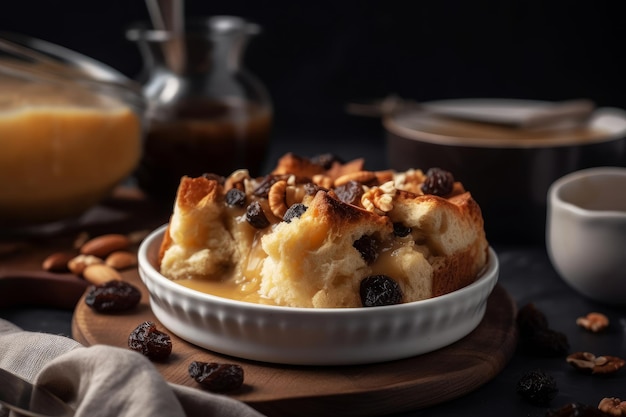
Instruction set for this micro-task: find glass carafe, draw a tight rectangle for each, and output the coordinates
[127,16,272,202]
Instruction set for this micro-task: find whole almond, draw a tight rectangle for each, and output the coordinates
[105,251,138,270]
[42,252,74,272]
[80,234,130,258]
[68,254,103,276]
[83,264,122,285]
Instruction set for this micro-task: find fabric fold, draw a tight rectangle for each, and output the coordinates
[0,319,265,417]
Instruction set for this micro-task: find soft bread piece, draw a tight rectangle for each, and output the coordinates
[160,176,238,281]
[260,190,393,307]
[389,190,488,297]
[158,154,489,308]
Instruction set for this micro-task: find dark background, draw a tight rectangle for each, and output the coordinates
[2,0,625,151]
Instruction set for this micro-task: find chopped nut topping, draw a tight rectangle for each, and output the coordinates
[566,351,625,375]
[268,180,290,219]
[225,169,250,191]
[379,180,396,194]
[334,170,377,187]
[361,183,396,214]
[312,174,333,189]
[576,312,610,332]
[599,397,626,416]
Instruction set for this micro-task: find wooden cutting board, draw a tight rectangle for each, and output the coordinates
[72,267,518,417]
[0,188,518,417]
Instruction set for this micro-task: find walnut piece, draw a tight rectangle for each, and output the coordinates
[576,312,609,333]
[566,352,625,375]
[598,397,626,416]
[361,181,397,214]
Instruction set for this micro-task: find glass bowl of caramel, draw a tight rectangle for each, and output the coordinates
[0,35,145,229]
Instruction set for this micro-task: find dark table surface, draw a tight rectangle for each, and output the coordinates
[2,126,625,416]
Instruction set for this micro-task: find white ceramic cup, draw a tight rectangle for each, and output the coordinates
[546,167,626,305]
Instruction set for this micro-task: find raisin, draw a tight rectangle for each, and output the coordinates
[128,321,172,361]
[517,303,569,357]
[546,402,612,417]
[334,180,364,205]
[517,303,549,336]
[246,201,270,229]
[311,153,344,170]
[516,369,558,406]
[252,175,281,198]
[225,188,246,207]
[188,361,244,392]
[393,222,412,237]
[353,235,378,264]
[84,280,141,313]
[522,329,570,357]
[360,275,403,307]
[283,203,307,223]
[421,167,454,196]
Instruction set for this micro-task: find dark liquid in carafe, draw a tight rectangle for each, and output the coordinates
[136,99,272,203]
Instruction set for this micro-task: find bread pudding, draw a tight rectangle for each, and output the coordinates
[158,153,489,308]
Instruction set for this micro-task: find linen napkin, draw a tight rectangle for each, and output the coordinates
[0,319,266,417]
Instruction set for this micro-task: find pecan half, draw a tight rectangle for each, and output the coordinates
[566,352,625,375]
[312,174,333,189]
[599,397,626,416]
[334,170,377,187]
[576,312,609,333]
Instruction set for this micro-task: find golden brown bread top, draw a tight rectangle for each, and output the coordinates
[308,189,390,229]
[158,152,489,307]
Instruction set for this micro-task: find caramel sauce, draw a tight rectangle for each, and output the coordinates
[137,99,272,201]
[173,222,423,306]
[176,275,276,305]
[175,226,277,305]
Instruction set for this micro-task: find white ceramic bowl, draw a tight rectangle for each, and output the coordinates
[547,167,626,305]
[138,225,499,365]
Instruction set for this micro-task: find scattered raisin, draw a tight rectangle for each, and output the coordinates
[393,222,412,237]
[546,402,612,417]
[421,167,454,196]
[516,369,558,406]
[128,321,172,361]
[188,361,244,392]
[283,203,307,223]
[517,303,569,357]
[252,175,281,198]
[334,180,364,205]
[523,329,570,357]
[246,201,270,229]
[84,280,141,313]
[225,188,246,207]
[360,275,403,307]
[517,303,549,336]
[353,235,378,264]
[311,153,344,170]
